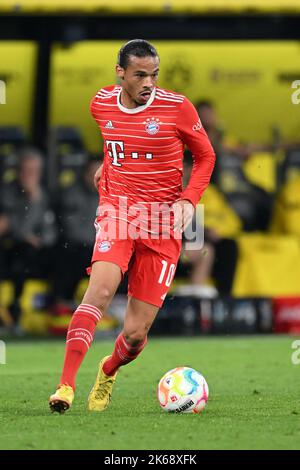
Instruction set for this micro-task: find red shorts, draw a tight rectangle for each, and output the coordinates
[90,220,182,308]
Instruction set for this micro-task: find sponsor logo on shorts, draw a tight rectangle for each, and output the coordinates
[98,240,112,252]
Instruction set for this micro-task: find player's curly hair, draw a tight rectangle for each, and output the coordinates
[117,39,159,69]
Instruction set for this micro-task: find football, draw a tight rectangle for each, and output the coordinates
[157,367,209,414]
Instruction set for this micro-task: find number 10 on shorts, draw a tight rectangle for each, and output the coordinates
[158,260,176,287]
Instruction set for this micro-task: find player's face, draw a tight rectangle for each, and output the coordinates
[117,55,160,107]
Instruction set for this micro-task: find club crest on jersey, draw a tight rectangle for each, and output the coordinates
[144,117,160,135]
[98,240,112,253]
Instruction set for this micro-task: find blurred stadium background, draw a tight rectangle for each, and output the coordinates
[1,0,300,339]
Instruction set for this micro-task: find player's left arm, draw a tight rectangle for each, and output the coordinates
[173,98,216,231]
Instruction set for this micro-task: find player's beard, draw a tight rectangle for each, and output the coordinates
[121,83,152,107]
[134,98,145,106]
[122,87,144,107]
[136,90,152,106]
[129,94,148,107]
[134,90,149,106]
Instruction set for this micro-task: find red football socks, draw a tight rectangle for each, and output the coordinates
[59,304,102,390]
[103,333,148,376]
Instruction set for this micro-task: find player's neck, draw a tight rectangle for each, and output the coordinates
[119,89,141,109]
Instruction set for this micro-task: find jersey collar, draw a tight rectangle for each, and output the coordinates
[117,87,156,114]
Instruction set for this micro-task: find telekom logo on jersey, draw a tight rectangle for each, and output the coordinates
[106,140,153,166]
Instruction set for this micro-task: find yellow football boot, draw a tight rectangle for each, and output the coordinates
[87,356,118,411]
[49,384,74,414]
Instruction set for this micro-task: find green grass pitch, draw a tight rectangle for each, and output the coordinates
[0,336,299,450]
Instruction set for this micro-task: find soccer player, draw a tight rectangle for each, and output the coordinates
[49,39,216,413]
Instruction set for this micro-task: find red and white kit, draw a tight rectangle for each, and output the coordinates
[90,85,215,306]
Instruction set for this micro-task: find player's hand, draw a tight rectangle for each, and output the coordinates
[172,199,194,233]
[94,163,103,190]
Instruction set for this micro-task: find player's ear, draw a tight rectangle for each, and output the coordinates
[116,64,125,80]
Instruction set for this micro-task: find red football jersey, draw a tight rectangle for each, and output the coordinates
[90,85,215,234]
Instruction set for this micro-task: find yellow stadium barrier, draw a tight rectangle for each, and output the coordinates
[0,41,37,137]
[243,152,277,193]
[20,279,51,334]
[270,174,300,238]
[0,281,14,308]
[49,40,300,153]
[75,278,88,304]
[0,281,14,327]
[1,0,300,14]
[233,234,300,297]
[199,184,242,238]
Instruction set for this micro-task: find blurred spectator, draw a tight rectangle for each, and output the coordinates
[195,100,247,161]
[270,174,300,238]
[196,101,274,232]
[52,158,100,306]
[0,211,10,279]
[0,147,57,328]
[0,208,13,328]
[195,100,282,160]
[223,179,273,232]
[176,156,240,296]
[189,184,240,295]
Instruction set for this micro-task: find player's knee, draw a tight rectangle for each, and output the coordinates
[83,285,113,312]
[95,286,112,311]
[124,327,148,346]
